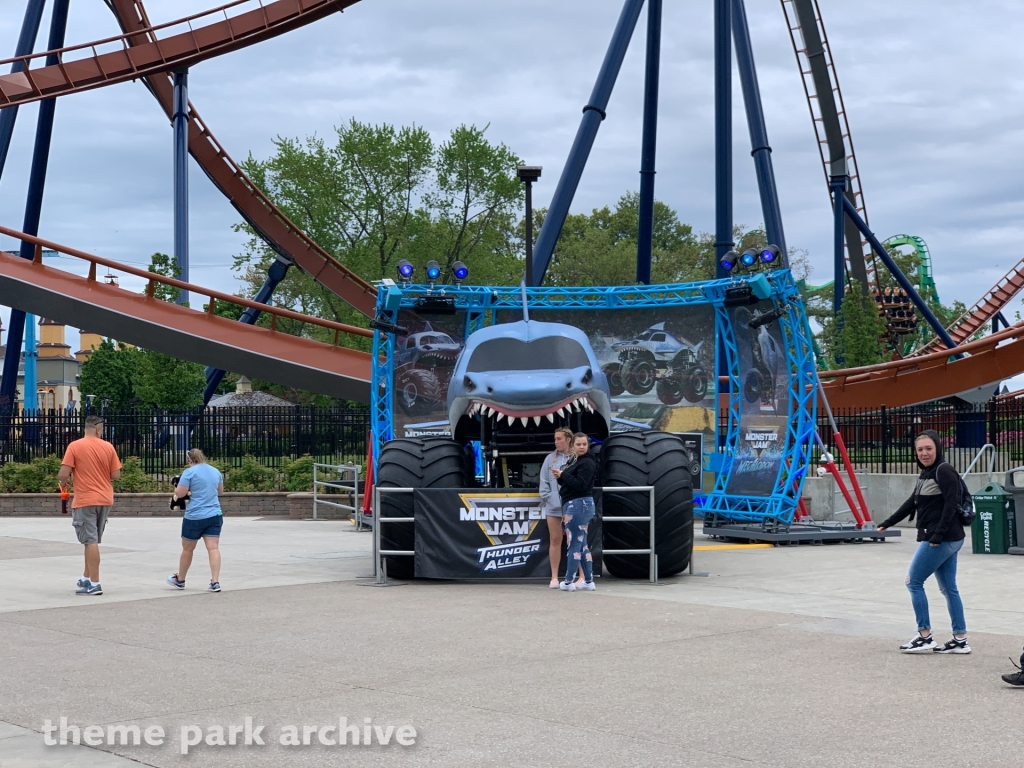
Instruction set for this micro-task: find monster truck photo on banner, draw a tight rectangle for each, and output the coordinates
[391,310,468,437]
[413,489,602,579]
[724,302,788,497]
[498,306,716,442]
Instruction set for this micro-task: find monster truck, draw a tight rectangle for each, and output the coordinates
[601,323,708,404]
[376,317,696,580]
[393,328,461,415]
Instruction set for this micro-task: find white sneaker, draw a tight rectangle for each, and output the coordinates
[934,637,971,654]
[577,581,596,591]
[559,581,576,592]
[899,634,937,653]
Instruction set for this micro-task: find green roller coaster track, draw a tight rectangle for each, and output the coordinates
[797,234,940,362]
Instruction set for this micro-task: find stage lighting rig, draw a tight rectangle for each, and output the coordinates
[396,259,415,284]
[720,250,740,272]
[424,260,442,284]
[451,261,469,285]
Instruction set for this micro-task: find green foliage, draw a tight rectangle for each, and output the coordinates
[146,252,182,303]
[132,350,205,410]
[819,282,889,368]
[222,455,278,492]
[281,454,315,492]
[113,457,159,493]
[0,455,62,493]
[79,339,140,409]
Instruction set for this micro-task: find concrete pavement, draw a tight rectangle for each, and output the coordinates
[1,517,1022,768]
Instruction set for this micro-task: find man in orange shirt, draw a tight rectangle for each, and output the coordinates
[57,415,122,595]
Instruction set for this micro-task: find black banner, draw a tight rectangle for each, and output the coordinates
[414,488,602,580]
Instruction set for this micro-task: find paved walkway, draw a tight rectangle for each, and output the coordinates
[1,517,1022,767]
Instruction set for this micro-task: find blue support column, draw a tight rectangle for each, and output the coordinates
[714,0,733,279]
[531,0,646,285]
[732,0,786,259]
[202,259,291,404]
[830,172,847,316]
[0,0,47,182]
[841,195,959,353]
[636,0,661,285]
[172,69,189,305]
[23,316,37,412]
[0,0,69,412]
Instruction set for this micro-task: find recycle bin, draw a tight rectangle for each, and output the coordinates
[971,481,1017,555]
[1003,469,1024,554]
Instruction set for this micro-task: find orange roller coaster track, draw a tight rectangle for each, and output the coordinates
[105,0,377,317]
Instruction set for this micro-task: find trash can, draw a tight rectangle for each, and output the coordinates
[971,481,1017,555]
[1003,469,1024,555]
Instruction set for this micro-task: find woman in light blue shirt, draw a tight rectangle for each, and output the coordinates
[166,448,225,592]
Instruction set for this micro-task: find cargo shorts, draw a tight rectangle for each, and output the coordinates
[72,506,111,545]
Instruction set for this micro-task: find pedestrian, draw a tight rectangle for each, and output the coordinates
[57,415,122,596]
[540,427,578,589]
[166,448,225,593]
[551,432,597,592]
[878,430,970,654]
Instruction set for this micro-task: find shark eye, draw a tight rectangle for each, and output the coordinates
[581,368,593,384]
[463,375,476,392]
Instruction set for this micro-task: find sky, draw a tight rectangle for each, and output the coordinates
[2,0,1024,358]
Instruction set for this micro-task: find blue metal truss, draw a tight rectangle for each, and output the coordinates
[372,270,818,524]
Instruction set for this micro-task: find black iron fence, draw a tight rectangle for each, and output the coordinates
[721,399,1024,475]
[0,406,371,479]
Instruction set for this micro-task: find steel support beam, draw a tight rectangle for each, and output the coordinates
[0,0,47,182]
[203,258,292,404]
[172,68,189,304]
[531,0,645,285]
[0,0,69,412]
[714,0,733,280]
[841,195,958,353]
[831,174,847,316]
[732,0,786,260]
[636,0,661,284]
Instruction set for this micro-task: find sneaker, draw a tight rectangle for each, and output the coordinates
[934,637,971,654]
[76,577,89,588]
[577,581,596,591]
[548,579,560,589]
[208,582,221,593]
[75,582,102,595]
[166,574,185,590]
[899,634,937,653]
[559,581,576,592]
[1001,661,1024,686]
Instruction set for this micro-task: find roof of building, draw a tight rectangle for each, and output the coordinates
[206,389,295,409]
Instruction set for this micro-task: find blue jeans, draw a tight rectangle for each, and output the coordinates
[906,539,966,635]
[562,497,595,584]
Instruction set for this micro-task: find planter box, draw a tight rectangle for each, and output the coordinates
[0,493,295,517]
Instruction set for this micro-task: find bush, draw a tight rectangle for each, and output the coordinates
[0,455,63,493]
[223,455,278,492]
[113,457,159,493]
[281,455,315,492]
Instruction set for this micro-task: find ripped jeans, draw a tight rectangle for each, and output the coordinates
[562,497,595,584]
[906,539,966,635]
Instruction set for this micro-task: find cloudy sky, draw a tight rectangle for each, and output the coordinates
[1,0,1023,355]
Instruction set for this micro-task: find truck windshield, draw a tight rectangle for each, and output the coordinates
[466,336,591,372]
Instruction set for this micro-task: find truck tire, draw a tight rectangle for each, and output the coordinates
[601,431,693,579]
[602,362,625,396]
[655,377,684,405]
[396,367,443,415]
[375,437,470,579]
[683,366,708,403]
[623,358,657,395]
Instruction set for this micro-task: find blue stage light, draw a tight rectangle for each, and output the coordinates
[397,259,415,280]
[720,250,739,272]
[425,260,442,282]
[740,248,758,267]
[760,245,781,264]
[451,261,469,282]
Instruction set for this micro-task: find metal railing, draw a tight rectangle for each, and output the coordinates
[371,485,657,585]
[312,463,360,522]
[964,444,996,483]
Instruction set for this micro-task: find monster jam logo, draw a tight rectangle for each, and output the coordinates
[736,427,780,474]
[458,493,544,572]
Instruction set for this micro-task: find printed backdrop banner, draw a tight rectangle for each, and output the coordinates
[414,489,602,580]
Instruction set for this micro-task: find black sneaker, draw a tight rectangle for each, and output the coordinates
[208,582,221,593]
[899,634,937,653]
[934,637,971,654]
[1001,660,1024,686]
[75,582,102,595]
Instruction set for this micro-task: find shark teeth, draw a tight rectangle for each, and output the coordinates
[533,416,541,426]
[545,413,554,423]
[520,417,528,427]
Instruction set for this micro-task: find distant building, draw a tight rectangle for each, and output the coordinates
[0,319,103,411]
[207,376,294,409]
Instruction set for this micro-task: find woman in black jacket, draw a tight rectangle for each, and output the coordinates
[878,430,969,654]
[551,433,597,592]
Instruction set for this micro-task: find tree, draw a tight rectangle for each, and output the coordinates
[819,281,889,368]
[79,339,139,409]
[132,349,205,410]
[146,252,182,303]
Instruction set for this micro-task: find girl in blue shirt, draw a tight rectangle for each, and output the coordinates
[166,449,225,592]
